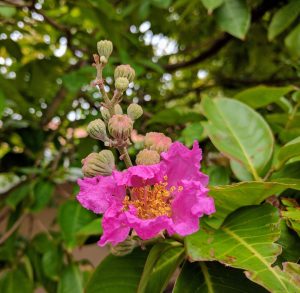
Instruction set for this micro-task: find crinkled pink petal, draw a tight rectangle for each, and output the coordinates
[113,163,165,187]
[161,141,208,187]
[170,180,215,236]
[77,176,125,214]
[124,206,173,240]
[98,202,130,246]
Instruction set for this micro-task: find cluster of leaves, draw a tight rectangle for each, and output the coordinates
[1,0,300,292]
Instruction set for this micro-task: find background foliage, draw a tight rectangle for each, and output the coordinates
[1,0,300,292]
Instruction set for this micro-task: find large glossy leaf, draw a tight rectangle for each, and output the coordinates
[202,97,274,180]
[234,85,294,109]
[276,136,300,169]
[186,204,300,292]
[215,0,250,39]
[138,242,185,293]
[173,261,268,293]
[86,248,148,293]
[58,200,96,250]
[268,0,300,40]
[201,0,224,12]
[206,181,293,229]
[58,265,83,293]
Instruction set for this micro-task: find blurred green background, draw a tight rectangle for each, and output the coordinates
[1,0,300,292]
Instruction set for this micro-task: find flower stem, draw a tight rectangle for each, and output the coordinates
[118,147,133,167]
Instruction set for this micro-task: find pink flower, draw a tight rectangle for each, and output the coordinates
[77,141,215,246]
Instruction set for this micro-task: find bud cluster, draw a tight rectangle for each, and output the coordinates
[82,40,171,177]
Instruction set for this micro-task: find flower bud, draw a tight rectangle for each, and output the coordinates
[144,132,172,153]
[100,107,111,123]
[127,103,143,120]
[136,149,160,165]
[114,104,123,115]
[109,238,138,256]
[114,64,135,83]
[82,150,115,177]
[97,40,113,60]
[115,77,129,92]
[87,119,107,141]
[108,114,133,140]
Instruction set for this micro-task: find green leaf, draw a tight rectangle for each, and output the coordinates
[58,265,83,293]
[148,107,201,125]
[285,23,300,57]
[185,204,300,293]
[206,181,293,229]
[180,122,205,147]
[0,6,16,18]
[76,218,102,237]
[206,165,230,186]
[268,0,300,40]
[234,85,294,109]
[173,261,268,293]
[58,200,95,250]
[30,180,55,212]
[276,221,300,263]
[138,242,184,293]
[276,136,300,168]
[5,183,31,209]
[201,0,224,12]
[42,246,63,280]
[0,269,33,293]
[202,97,274,180]
[86,248,148,293]
[215,0,250,39]
[230,159,253,181]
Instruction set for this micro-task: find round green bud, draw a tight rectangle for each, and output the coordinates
[136,149,160,165]
[114,64,135,83]
[108,114,133,140]
[100,107,111,123]
[115,77,129,92]
[110,238,138,256]
[127,103,143,120]
[97,40,113,60]
[87,119,107,141]
[82,150,115,177]
[114,104,123,115]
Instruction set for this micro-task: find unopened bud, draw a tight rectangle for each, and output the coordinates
[144,132,172,153]
[114,64,135,83]
[109,238,138,256]
[87,119,107,141]
[100,107,111,123]
[108,114,133,140]
[136,149,160,165]
[127,104,143,120]
[115,77,129,92]
[114,104,123,114]
[82,150,115,177]
[97,40,113,60]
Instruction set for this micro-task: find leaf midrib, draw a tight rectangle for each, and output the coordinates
[222,227,288,292]
[213,101,260,180]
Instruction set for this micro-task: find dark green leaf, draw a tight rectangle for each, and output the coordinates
[285,23,300,57]
[86,248,148,293]
[0,269,33,293]
[201,0,224,12]
[58,265,83,293]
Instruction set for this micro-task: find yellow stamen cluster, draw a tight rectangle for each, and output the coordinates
[122,176,183,220]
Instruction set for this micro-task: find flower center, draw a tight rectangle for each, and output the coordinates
[122,176,183,220]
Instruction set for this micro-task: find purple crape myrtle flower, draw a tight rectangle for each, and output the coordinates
[77,141,215,246]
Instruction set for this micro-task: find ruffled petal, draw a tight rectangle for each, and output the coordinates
[161,141,208,187]
[113,163,165,188]
[77,176,125,214]
[170,180,215,236]
[125,206,173,240]
[98,202,130,246]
